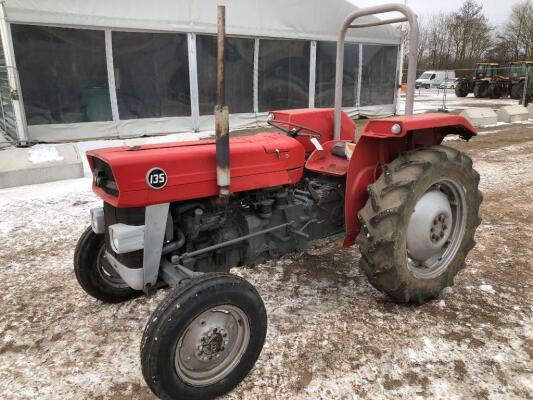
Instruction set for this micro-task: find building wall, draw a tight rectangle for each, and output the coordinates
[10,24,399,142]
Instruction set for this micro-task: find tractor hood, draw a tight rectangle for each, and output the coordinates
[87,133,305,207]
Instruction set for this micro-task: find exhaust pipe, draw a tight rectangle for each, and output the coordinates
[215,5,230,200]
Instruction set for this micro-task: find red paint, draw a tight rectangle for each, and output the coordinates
[305,140,351,176]
[271,108,356,152]
[87,133,305,208]
[361,113,477,139]
[87,108,477,249]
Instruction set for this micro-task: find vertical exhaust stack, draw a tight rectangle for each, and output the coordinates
[215,5,230,200]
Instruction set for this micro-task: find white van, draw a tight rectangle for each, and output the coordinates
[415,70,456,89]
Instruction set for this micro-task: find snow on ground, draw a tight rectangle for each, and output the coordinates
[0,125,532,400]
[398,89,518,114]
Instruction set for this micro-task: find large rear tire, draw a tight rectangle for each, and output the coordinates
[141,273,267,400]
[74,226,141,303]
[473,82,488,98]
[488,83,501,99]
[511,82,524,100]
[357,146,482,304]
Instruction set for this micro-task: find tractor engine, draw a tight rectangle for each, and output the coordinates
[103,177,344,275]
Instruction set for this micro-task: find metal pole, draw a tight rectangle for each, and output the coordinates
[334,4,419,139]
[215,5,230,199]
[522,67,529,107]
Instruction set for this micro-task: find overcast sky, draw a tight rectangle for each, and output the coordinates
[349,0,524,25]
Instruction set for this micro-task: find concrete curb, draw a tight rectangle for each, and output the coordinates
[527,104,533,118]
[459,108,498,127]
[0,144,84,189]
[497,105,529,123]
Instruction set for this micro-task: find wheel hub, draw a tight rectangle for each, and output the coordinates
[407,190,452,262]
[430,213,450,244]
[196,327,229,361]
[175,305,250,387]
[406,179,467,279]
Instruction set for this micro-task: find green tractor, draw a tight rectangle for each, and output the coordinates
[509,61,533,100]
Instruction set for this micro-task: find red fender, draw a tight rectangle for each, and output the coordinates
[342,113,476,247]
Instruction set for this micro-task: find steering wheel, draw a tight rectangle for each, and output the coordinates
[267,119,323,138]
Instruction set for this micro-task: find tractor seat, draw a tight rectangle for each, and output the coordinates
[330,142,347,158]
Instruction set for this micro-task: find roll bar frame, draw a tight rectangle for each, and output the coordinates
[333,4,419,139]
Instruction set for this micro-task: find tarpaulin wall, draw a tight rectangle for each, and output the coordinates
[3,0,402,142]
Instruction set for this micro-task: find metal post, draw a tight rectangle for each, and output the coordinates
[308,41,317,108]
[105,30,120,124]
[0,3,29,145]
[522,67,529,107]
[215,5,230,199]
[188,33,200,132]
[334,4,418,139]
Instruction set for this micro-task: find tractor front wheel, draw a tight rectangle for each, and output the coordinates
[357,146,482,304]
[74,226,141,303]
[141,273,267,400]
[454,81,468,97]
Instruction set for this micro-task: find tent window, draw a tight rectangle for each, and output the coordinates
[11,25,111,125]
[315,42,359,108]
[360,45,398,107]
[196,35,254,115]
[258,39,310,112]
[112,31,190,119]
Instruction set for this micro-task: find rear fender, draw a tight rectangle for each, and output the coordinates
[343,114,477,247]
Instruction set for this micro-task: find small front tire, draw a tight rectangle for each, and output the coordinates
[74,226,141,303]
[141,273,267,400]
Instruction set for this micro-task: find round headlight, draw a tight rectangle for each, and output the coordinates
[391,123,402,135]
[267,112,275,122]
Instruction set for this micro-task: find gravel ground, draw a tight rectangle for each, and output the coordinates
[0,123,532,399]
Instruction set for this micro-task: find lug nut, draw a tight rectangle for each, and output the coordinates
[440,232,444,238]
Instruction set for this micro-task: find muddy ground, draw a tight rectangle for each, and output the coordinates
[0,123,532,399]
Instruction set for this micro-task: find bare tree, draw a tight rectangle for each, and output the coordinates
[414,1,493,72]
[502,0,533,60]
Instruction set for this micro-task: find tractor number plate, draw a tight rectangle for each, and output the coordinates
[146,168,167,189]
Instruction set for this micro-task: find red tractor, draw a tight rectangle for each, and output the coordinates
[74,5,482,399]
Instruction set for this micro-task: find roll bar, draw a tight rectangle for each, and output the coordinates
[333,4,419,139]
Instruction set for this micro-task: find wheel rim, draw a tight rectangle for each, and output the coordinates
[96,246,129,288]
[175,305,250,387]
[406,178,467,279]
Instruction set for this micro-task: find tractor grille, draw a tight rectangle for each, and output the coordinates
[104,202,145,269]
[92,157,119,197]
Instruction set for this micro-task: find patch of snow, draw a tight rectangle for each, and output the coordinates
[479,285,496,294]
[28,146,63,164]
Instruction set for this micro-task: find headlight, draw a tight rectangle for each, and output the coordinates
[267,112,275,122]
[391,123,402,135]
[108,223,145,254]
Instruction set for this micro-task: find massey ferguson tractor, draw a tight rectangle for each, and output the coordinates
[74,4,482,399]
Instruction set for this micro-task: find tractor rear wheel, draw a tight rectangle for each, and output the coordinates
[454,81,468,97]
[511,82,524,100]
[488,84,501,99]
[141,273,267,400]
[473,83,488,98]
[74,226,141,303]
[357,146,482,304]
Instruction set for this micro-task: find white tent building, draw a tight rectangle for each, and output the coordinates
[0,0,402,144]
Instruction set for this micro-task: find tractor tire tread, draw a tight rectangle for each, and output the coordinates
[356,145,482,304]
